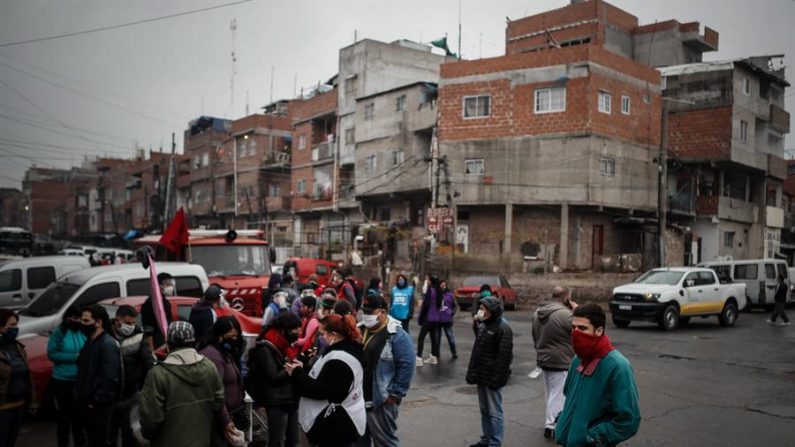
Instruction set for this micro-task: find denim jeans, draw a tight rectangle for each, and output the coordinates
[266,406,299,447]
[0,405,24,447]
[477,385,504,447]
[442,323,457,355]
[356,403,401,447]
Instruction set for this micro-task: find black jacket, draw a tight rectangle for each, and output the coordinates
[246,340,297,408]
[774,282,788,303]
[466,315,513,389]
[291,339,365,446]
[188,301,216,342]
[113,327,153,399]
[75,331,122,406]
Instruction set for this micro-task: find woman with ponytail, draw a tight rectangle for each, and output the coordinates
[285,314,366,447]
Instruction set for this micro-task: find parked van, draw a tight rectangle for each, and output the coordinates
[16,262,209,335]
[0,256,91,310]
[698,259,791,309]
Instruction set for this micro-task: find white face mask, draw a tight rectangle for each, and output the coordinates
[118,323,135,337]
[163,285,175,296]
[475,309,486,321]
[274,295,286,307]
[361,313,379,328]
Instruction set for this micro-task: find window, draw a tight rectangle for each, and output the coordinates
[684,273,699,287]
[765,263,777,280]
[364,103,375,121]
[742,77,750,95]
[0,269,21,292]
[76,282,121,306]
[697,271,716,285]
[734,264,757,280]
[534,88,566,113]
[365,154,377,172]
[28,266,56,289]
[660,76,667,90]
[463,95,491,118]
[201,153,209,167]
[176,305,192,322]
[315,264,329,276]
[296,180,306,194]
[269,184,281,196]
[600,157,615,177]
[298,135,306,150]
[598,91,612,114]
[247,138,257,156]
[777,263,787,280]
[391,150,404,167]
[723,231,735,248]
[345,127,355,145]
[465,159,484,176]
[193,155,200,168]
[175,276,203,298]
[643,94,651,104]
[621,95,631,115]
[740,120,748,142]
[396,95,406,112]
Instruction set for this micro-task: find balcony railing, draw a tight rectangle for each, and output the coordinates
[770,104,790,133]
[262,151,291,166]
[311,142,334,162]
[668,193,695,214]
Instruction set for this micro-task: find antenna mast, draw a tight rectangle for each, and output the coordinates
[229,18,237,117]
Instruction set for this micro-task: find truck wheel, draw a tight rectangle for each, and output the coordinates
[719,301,738,327]
[658,304,679,331]
[612,316,630,328]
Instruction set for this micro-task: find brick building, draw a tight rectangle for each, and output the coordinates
[437,0,721,271]
[0,188,24,228]
[183,116,233,228]
[125,151,175,231]
[90,158,130,235]
[661,56,790,262]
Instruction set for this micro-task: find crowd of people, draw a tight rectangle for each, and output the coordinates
[0,265,643,447]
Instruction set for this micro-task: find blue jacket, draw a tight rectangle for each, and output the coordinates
[389,285,414,321]
[47,326,86,381]
[368,316,415,408]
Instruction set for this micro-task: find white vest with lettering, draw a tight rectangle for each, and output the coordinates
[297,349,366,436]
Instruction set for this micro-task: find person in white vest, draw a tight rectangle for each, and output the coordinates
[285,314,366,447]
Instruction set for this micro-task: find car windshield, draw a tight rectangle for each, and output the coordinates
[462,276,499,287]
[192,245,271,277]
[634,271,684,286]
[20,282,80,317]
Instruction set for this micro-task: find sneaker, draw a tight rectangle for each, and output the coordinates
[416,356,424,367]
[544,428,555,439]
[451,352,459,360]
[425,355,438,365]
[766,319,776,325]
[780,321,791,326]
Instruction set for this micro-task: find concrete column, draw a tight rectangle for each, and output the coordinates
[504,203,513,266]
[560,203,569,270]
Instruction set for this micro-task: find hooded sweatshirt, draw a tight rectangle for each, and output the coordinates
[139,348,225,447]
[531,301,575,371]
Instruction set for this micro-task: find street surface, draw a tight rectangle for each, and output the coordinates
[19,306,795,446]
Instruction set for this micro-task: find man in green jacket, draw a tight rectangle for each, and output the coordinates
[138,321,232,446]
[555,304,640,447]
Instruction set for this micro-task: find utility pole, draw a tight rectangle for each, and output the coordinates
[430,129,439,254]
[658,101,668,267]
[163,132,176,230]
[457,0,462,60]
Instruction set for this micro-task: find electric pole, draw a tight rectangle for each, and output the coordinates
[658,101,668,267]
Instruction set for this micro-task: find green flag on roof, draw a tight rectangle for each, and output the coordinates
[430,36,457,58]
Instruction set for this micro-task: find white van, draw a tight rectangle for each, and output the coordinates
[0,256,91,309]
[698,259,791,309]
[17,262,209,335]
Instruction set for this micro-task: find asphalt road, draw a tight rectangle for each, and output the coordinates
[18,306,795,446]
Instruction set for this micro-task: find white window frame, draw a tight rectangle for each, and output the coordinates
[396,95,406,112]
[534,87,566,114]
[364,103,375,121]
[296,179,306,194]
[621,95,631,115]
[600,157,615,177]
[740,120,748,143]
[598,91,612,114]
[462,95,491,119]
[742,78,750,96]
[345,127,355,145]
[201,153,209,167]
[298,134,306,150]
[365,154,377,172]
[643,94,650,104]
[465,159,484,176]
[724,231,735,248]
[391,149,405,167]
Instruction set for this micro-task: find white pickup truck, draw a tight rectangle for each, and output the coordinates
[609,267,747,331]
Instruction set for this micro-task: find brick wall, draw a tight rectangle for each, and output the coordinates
[291,89,338,124]
[589,72,661,146]
[667,106,732,160]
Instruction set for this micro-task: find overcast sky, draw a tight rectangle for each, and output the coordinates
[1,0,793,189]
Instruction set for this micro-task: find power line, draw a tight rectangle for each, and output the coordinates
[0,0,254,48]
[0,113,133,153]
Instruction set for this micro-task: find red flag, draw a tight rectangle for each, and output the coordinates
[160,207,189,254]
[148,255,168,339]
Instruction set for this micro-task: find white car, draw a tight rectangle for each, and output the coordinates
[609,267,747,331]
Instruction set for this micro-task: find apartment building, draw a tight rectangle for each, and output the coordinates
[661,56,790,262]
[437,0,720,271]
[183,116,233,228]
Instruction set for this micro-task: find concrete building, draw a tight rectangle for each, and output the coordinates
[0,188,24,229]
[90,158,131,235]
[183,116,232,228]
[437,0,721,271]
[124,151,174,231]
[661,56,790,263]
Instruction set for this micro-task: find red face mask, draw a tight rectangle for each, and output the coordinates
[571,329,613,363]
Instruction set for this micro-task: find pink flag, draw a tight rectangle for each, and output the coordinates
[148,255,169,339]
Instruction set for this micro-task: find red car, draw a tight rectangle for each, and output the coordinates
[454,275,518,311]
[21,295,262,409]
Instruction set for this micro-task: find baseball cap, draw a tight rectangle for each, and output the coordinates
[167,321,195,346]
[361,293,388,312]
[204,285,223,300]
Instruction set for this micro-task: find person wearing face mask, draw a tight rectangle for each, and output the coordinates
[74,305,123,447]
[109,305,153,447]
[293,296,321,354]
[438,279,458,360]
[246,312,302,447]
[198,316,247,445]
[554,304,640,447]
[0,309,33,447]
[466,297,513,447]
[140,272,176,354]
[389,274,415,334]
[46,305,87,447]
[263,290,290,331]
[190,285,225,341]
[356,293,415,447]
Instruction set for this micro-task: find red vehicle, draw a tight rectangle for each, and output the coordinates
[454,275,518,311]
[134,229,274,317]
[21,295,262,408]
[283,257,338,285]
